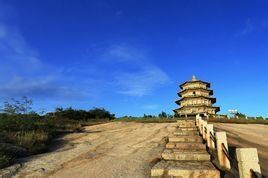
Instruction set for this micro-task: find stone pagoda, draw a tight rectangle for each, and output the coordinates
[174,76,220,118]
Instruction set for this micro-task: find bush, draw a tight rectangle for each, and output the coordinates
[0,153,14,169]
[0,116,82,168]
[47,107,115,121]
[0,97,114,169]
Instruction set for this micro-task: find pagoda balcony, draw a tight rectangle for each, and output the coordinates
[178,88,213,97]
[175,96,216,104]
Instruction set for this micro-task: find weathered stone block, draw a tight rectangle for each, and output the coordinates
[162,149,210,161]
[173,130,199,136]
[206,124,215,149]
[151,160,220,178]
[168,136,202,143]
[215,132,231,170]
[236,148,261,178]
[166,142,206,150]
[179,127,198,131]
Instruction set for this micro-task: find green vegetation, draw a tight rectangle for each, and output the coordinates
[233,112,267,120]
[117,117,176,123]
[0,116,82,168]
[0,97,115,169]
[117,112,175,123]
[208,117,268,124]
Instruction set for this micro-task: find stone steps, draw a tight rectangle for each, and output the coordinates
[176,123,196,127]
[168,136,203,142]
[177,120,196,123]
[151,119,220,178]
[166,142,206,150]
[151,160,220,177]
[178,127,198,131]
[173,130,199,136]
[162,149,211,161]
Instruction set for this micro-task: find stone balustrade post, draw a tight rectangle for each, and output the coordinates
[199,119,203,135]
[206,124,215,150]
[215,132,231,170]
[196,115,200,127]
[236,148,262,178]
[202,121,207,140]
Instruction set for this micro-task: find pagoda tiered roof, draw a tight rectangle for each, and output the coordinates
[175,96,216,105]
[179,80,210,89]
[174,105,220,112]
[178,88,213,97]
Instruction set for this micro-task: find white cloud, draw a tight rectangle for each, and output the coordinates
[115,65,170,96]
[101,44,145,63]
[0,24,44,74]
[0,2,170,100]
[0,23,91,101]
[143,104,159,110]
[0,75,89,100]
[97,44,171,96]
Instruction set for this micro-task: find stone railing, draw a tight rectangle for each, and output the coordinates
[196,115,262,178]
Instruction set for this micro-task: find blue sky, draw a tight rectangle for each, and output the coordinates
[0,0,268,117]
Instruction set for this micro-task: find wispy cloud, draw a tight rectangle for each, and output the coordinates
[101,44,145,63]
[0,0,170,102]
[115,65,170,96]
[143,104,159,110]
[0,76,87,99]
[0,23,90,101]
[236,19,254,36]
[98,43,171,96]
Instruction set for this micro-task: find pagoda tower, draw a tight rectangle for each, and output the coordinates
[174,76,220,118]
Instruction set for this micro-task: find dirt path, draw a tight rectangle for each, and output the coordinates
[14,122,176,178]
[13,122,268,178]
[214,123,268,177]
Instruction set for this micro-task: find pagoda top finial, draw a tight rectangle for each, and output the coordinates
[192,75,197,81]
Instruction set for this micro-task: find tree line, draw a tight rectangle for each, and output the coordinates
[0,96,115,121]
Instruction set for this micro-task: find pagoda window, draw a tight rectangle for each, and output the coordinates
[193,91,196,95]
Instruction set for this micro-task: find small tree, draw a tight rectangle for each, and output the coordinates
[168,114,173,118]
[256,116,264,120]
[158,111,167,118]
[1,96,33,115]
[235,112,246,119]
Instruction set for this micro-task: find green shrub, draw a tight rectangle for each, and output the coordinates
[0,117,82,168]
[6,131,49,153]
[0,97,114,169]
[0,153,14,169]
[0,143,27,157]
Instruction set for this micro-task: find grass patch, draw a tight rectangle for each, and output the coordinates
[208,117,268,125]
[0,117,82,169]
[79,119,110,126]
[116,117,177,123]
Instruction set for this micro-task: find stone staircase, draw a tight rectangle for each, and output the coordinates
[151,120,220,178]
